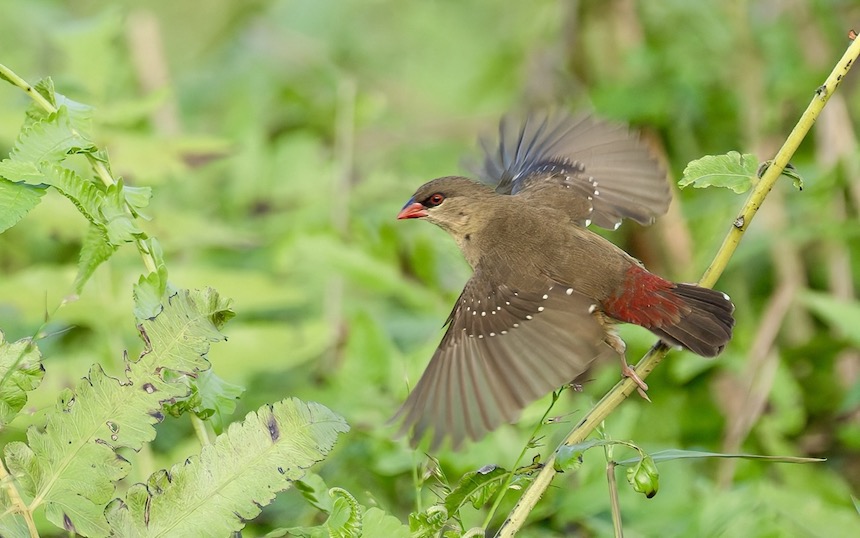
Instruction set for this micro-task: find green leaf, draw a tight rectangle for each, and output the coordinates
[678,151,758,193]
[74,224,118,293]
[326,488,363,538]
[3,289,232,536]
[165,369,244,433]
[0,509,30,538]
[133,238,170,320]
[104,398,349,536]
[10,107,96,168]
[408,506,449,537]
[554,439,607,471]
[0,179,46,234]
[757,161,805,191]
[37,164,140,246]
[0,159,45,184]
[362,507,410,538]
[24,78,94,134]
[295,473,334,513]
[101,180,142,244]
[625,454,659,498]
[615,449,826,466]
[123,185,153,218]
[444,465,507,515]
[0,332,45,429]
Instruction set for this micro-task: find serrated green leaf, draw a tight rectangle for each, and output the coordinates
[408,506,449,537]
[0,332,45,429]
[4,289,232,536]
[104,398,348,536]
[0,178,46,234]
[165,369,244,433]
[123,185,152,218]
[101,181,142,244]
[25,78,94,134]
[678,151,758,193]
[10,107,96,168]
[133,270,167,321]
[615,449,826,466]
[37,163,140,247]
[36,163,106,222]
[74,224,118,293]
[0,159,44,184]
[444,465,507,515]
[326,488,362,538]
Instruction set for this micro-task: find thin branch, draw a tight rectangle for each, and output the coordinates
[496,33,860,538]
[0,63,159,276]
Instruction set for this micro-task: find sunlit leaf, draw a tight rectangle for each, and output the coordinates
[104,398,348,536]
[3,289,232,536]
[10,107,95,168]
[0,333,44,429]
[165,369,244,433]
[0,178,46,233]
[678,151,758,193]
[444,465,507,514]
[73,224,117,293]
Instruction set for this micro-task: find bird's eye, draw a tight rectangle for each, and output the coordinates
[427,193,445,207]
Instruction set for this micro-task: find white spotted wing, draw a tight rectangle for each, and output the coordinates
[475,113,670,229]
[393,273,613,450]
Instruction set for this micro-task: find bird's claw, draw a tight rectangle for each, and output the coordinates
[621,363,650,401]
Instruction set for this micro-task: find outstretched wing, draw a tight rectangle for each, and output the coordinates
[474,113,670,229]
[392,270,614,450]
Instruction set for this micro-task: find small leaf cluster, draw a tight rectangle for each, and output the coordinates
[0,72,349,537]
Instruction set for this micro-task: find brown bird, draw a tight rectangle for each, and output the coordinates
[394,113,734,450]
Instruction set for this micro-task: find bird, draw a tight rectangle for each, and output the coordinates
[393,112,734,451]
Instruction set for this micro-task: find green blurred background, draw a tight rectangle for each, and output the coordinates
[1,0,860,536]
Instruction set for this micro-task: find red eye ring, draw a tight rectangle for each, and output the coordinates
[428,193,445,206]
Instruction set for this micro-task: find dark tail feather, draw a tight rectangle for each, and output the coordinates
[650,284,735,357]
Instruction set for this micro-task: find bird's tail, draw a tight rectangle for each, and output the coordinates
[649,283,735,357]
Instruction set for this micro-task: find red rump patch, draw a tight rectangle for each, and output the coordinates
[602,266,686,328]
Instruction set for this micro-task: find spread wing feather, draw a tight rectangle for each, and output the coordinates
[392,271,614,450]
[474,113,670,229]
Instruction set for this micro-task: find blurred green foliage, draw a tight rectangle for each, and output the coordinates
[1,0,859,536]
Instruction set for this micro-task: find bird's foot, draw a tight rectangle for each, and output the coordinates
[621,363,650,401]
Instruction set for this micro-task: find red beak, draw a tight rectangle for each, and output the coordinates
[397,202,428,220]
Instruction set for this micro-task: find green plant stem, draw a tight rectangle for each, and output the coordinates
[606,461,622,538]
[495,33,860,538]
[0,63,158,276]
[482,389,563,530]
[191,414,216,446]
[0,458,39,537]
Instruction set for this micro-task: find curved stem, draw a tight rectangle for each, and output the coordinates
[496,33,860,538]
[191,414,216,446]
[0,63,159,277]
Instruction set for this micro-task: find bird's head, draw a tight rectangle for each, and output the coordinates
[397,176,495,237]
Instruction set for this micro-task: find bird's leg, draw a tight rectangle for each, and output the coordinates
[595,312,650,400]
